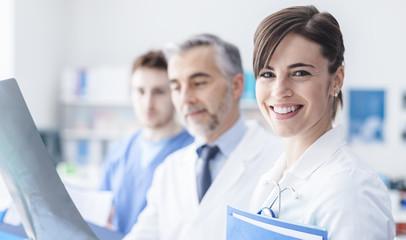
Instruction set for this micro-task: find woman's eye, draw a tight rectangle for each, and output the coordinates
[293,70,310,77]
[260,72,275,78]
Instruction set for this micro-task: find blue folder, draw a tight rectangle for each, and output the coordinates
[227,206,328,240]
[0,221,123,240]
[0,231,24,240]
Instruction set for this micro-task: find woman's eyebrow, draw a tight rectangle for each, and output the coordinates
[287,63,315,69]
[263,63,315,70]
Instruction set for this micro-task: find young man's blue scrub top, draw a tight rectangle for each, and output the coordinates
[100,129,193,234]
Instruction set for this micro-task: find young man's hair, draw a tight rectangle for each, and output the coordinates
[132,50,167,74]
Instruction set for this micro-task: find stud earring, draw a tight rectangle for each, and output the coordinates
[334,92,338,98]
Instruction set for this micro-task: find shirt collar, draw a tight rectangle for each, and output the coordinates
[195,116,247,158]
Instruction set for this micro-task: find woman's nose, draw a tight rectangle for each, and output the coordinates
[272,77,293,98]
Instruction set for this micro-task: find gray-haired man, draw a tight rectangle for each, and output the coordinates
[124,34,282,240]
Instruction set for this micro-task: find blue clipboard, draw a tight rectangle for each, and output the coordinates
[227,206,328,240]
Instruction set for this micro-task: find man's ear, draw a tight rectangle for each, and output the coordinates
[330,66,344,96]
[231,73,244,100]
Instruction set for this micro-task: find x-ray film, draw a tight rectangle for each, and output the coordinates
[0,78,98,240]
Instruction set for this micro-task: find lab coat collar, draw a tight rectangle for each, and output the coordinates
[253,125,347,210]
[289,125,347,179]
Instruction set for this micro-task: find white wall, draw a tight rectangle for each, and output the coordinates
[0,0,14,80]
[14,0,406,177]
[15,0,68,129]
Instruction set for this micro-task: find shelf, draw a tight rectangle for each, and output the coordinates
[61,98,132,108]
[61,129,131,141]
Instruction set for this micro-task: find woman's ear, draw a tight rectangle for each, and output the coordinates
[231,73,245,100]
[330,66,344,97]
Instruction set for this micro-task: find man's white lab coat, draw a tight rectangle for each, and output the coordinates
[124,121,283,240]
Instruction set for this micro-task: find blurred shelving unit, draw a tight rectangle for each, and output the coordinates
[61,99,137,159]
[58,66,138,189]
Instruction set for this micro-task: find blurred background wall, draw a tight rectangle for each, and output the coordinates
[2,0,406,179]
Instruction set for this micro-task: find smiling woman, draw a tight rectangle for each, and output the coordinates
[0,0,14,80]
[250,5,395,240]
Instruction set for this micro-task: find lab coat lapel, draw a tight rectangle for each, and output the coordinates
[201,124,264,204]
[251,154,286,210]
[178,144,201,214]
[205,146,245,198]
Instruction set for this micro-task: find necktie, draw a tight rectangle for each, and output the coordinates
[196,145,219,203]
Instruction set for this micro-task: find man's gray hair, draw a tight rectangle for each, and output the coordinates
[163,33,243,80]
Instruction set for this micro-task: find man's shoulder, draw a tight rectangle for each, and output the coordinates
[152,143,196,181]
[165,143,196,161]
[104,132,141,162]
[223,120,282,168]
[170,129,194,148]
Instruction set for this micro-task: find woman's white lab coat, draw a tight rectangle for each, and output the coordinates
[250,125,395,239]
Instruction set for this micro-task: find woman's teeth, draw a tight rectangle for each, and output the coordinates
[273,105,299,114]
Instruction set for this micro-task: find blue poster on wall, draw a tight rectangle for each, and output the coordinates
[349,89,385,144]
[242,72,256,100]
